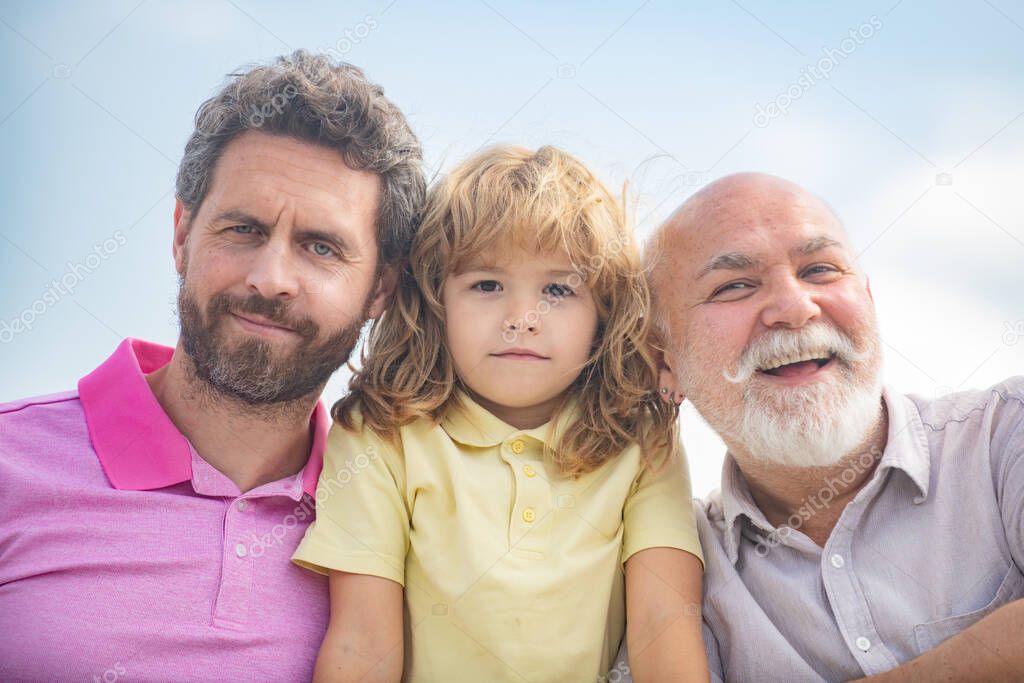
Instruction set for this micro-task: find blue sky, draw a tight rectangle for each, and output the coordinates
[2,0,1022,494]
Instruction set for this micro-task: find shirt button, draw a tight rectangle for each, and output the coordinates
[522,508,536,523]
[510,439,525,454]
[855,636,871,652]
[237,499,248,511]
[235,543,248,558]
[523,464,536,478]
[830,553,845,569]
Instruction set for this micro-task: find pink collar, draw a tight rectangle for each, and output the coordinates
[78,338,327,496]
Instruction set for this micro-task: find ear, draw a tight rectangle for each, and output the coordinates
[653,342,685,405]
[865,275,874,303]
[173,198,192,276]
[366,264,398,319]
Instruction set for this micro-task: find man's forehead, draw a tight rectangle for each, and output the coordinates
[669,195,848,265]
[197,133,379,232]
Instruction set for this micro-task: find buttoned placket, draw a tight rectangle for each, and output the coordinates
[820,468,901,676]
[500,435,550,557]
[213,492,257,630]
[190,449,306,630]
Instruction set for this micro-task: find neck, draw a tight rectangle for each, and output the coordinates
[731,402,889,547]
[145,342,319,493]
[466,388,563,430]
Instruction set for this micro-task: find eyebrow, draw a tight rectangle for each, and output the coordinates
[212,209,354,254]
[695,252,760,280]
[695,235,843,280]
[461,266,579,278]
[793,235,842,256]
[213,209,271,231]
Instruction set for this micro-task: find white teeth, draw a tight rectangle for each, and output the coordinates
[760,350,834,371]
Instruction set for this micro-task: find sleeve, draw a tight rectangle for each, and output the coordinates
[621,443,704,567]
[994,388,1024,573]
[291,417,410,585]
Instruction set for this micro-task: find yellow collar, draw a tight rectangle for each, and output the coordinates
[440,391,578,449]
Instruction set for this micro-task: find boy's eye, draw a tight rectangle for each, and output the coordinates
[543,283,574,298]
[472,280,502,293]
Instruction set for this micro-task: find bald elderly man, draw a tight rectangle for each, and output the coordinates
[646,174,1023,682]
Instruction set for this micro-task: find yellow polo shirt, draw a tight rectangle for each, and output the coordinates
[293,393,702,682]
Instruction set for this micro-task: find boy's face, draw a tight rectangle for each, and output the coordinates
[441,247,598,429]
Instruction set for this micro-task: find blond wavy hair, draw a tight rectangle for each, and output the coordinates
[333,145,680,476]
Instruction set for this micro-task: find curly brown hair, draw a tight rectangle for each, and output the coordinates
[176,50,424,266]
[334,145,680,476]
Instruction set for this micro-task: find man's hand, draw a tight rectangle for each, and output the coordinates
[853,598,1024,683]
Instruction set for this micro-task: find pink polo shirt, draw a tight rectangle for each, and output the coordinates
[0,338,330,682]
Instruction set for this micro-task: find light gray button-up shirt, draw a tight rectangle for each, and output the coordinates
[692,379,1024,682]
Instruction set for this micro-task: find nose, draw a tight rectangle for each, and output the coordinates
[760,272,820,329]
[244,242,301,300]
[502,296,542,338]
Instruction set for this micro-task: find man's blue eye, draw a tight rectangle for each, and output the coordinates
[310,242,333,257]
[233,225,255,234]
[544,283,574,298]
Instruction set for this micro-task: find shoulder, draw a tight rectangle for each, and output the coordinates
[0,389,81,419]
[324,408,451,470]
[0,389,87,452]
[0,390,101,502]
[907,377,1024,433]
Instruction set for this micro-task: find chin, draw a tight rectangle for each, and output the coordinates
[739,373,884,468]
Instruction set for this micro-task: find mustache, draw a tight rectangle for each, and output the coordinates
[209,292,318,339]
[723,323,869,384]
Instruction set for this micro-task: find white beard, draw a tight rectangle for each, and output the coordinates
[735,369,883,467]
[683,321,884,468]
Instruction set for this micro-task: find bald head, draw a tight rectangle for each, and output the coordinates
[648,173,849,277]
[645,173,858,339]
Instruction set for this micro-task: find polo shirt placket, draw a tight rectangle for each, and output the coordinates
[501,434,551,557]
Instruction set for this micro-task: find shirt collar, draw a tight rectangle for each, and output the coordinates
[78,338,328,497]
[439,390,575,448]
[717,386,932,564]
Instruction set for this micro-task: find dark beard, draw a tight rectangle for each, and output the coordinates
[177,284,369,406]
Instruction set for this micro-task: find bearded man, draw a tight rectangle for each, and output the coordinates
[0,51,424,681]
[646,173,1023,682]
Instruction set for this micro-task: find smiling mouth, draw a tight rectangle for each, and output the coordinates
[758,353,836,378]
